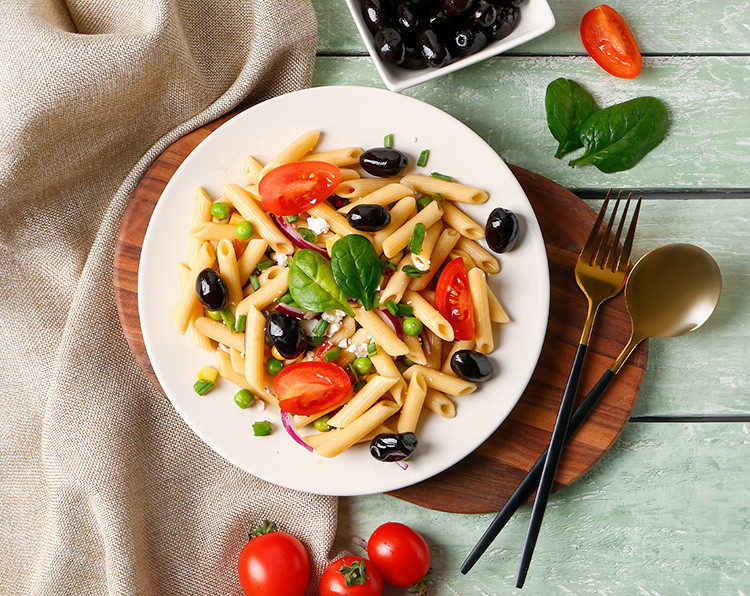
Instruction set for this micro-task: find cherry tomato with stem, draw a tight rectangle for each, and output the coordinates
[367,522,431,587]
[320,556,383,596]
[580,5,642,79]
[238,520,310,596]
[434,257,475,341]
[274,361,352,415]
[259,161,342,216]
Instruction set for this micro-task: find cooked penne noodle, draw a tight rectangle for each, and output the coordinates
[397,371,428,433]
[243,155,264,185]
[468,268,493,354]
[411,221,443,271]
[372,196,416,254]
[243,306,267,395]
[189,188,212,267]
[382,201,443,258]
[339,168,360,181]
[404,333,427,366]
[304,424,393,449]
[260,130,320,178]
[441,339,475,374]
[224,184,293,253]
[328,376,399,428]
[424,389,456,418]
[422,289,435,305]
[236,268,289,314]
[173,242,216,334]
[194,316,244,352]
[338,328,372,367]
[449,250,478,270]
[441,201,485,240]
[456,237,500,274]
[314,401,400,458]
[307,201,369,239]
[301,147,363,167]
[335,176,402,198]
[258,264,286,285]
[379,253,413,307]
[354,308,409,357]
[189,222,238,242]
[402,290,454,341]
[403,365,476,396]
[177,262,214,352]
[217,239,243,306]
[487,284,511,323]
[400,174,488,204]
[408,228,460,291]
[230,348,245,375]
[215,351,278,406]
[424,329,442,370]
[328,316,358,348]
[340,183,415,214]
[237,238,269,285]
[370,349,407,406]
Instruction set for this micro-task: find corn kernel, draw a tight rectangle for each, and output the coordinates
[271,346,284,361]
[229,213,243,225]
[196,366,219,383]
[325,234,341,257]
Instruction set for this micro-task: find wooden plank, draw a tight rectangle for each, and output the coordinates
[314,0,750,55]
[338,422,750,594]
[312,55,750,189]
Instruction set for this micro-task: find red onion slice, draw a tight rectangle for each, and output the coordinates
[351,536,368,551]
[276,303,315,320]
[377,308,403,340]
[272,214,328,257]
[280,410,314,452]
[395,460,409,470]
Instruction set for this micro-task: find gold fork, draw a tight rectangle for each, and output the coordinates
[516,190,642,588]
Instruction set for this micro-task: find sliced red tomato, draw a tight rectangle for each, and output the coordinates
[580,5,642,79]
[259,161,342,216]
[435,257,474,341]
[275,361,351,415]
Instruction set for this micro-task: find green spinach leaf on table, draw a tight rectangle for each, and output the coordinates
[330,235,380,310]
[545,78,600,158]
[570,97,669,173]
[288,249,355,316]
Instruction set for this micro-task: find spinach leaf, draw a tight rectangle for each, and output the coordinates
[288,249,355,316]
[570,97,669,173]
[545,78,600,158]
[330,235,380,310]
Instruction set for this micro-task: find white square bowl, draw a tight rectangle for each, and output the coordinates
[343,0,556,92]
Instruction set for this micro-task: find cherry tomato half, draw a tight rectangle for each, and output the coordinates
[435,257,474,341]
[274,361,352,415]
[580,5,642,79]
[320,556,383,596]
[367,522,431,587]
[259,161,342,216]
[238,530,310,596]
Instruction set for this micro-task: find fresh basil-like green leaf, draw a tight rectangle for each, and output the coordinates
[545,78,600,159]
[330,235,380,310]
[570,97,669,173]
[288,249,355,316]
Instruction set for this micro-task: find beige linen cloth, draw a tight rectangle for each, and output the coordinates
[0,2,341,594]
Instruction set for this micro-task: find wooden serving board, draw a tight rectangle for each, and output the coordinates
[114,113,647,514]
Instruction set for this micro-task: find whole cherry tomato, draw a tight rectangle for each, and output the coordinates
[259,161,342,216]
[434,257,474,341]
[320,556,383,596]
[367,522,431,587]
[580,5,642,79]
[238,521,310,596]
[274,361,352,415]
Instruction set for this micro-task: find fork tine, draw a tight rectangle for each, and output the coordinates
[594,191,622,267]
[617,195,642,272]
[605,193,632,270]
[580,189,611,262]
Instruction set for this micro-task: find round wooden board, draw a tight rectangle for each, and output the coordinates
[114,112,647,514]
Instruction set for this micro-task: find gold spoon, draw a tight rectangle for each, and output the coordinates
[462,242,722,576]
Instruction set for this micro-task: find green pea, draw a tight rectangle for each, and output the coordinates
[314,415,331,432]
[402,317,423,336]
[210,202,230,220]
[234,389,255,409]
[207,310,223,321]
[352,357,373,376]
[235,220,255,240]
[266,357,283,376]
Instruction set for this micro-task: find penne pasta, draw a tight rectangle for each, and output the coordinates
[189,188,212,268]
[449,250,478,270]
[314,401,400,458]
[328,376,399,428]
[442,339,475,374]
[189,222,238,242]
[441,201,485,240]
[236,267,289,314]
[372,196,417,255]
[173,242,216,334]
[339,168,360,181]
[400,174,488,204]
[237,238,269,285]
[242,155,264,185]
[260,130,320,178]
[424,389,456,418]
[408,228,460,291]
[424,329,442,370]
[305,424,393,449]
[397,371,428,433]
[402,290,454,341]
[468,267,493,354]
[307,201,368,238]
[487,284,511,323]
[404,333,427,366]
[340,183,415,214]
[177,262,214,352]
[354,308,409,357]
[301,147,363,167]
[194,316,244,352]
[456,237,500,274]
[382,200,443,259]
[335,176,402,198]
[379,253,413,307]
[243,306,267,395]
[370,349,407,406]
[215,351,278,406]
[403,365,476,396]
[224,184,293,253]
[411,221,442,272]
[217,239,243,306]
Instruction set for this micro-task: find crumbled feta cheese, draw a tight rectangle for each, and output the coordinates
[307,216,330,236]
[338,338,350,349]
[413,255,430,271]
[345,342,369,358]
[300,319,319,336]
[255,399,265,411]
[322,309,347,336]
[272,252,288,267]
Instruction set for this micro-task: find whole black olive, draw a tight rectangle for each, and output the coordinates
[487,6,519,41]
[485,207,519,253]
[369,432,418,462]
[442,0,474,17]
[347,204,391,232]
[469,0,497,28]
[453,28,489,56]
[417,27,455,68]
[401,38,428,69]
[374,27,406,64]
[266,312,306,359]
[450,349,494,382]
[396,2,424,33]
[361,0,391,34]
[360,147,409,177]
[506,0,528,7]
[195,268,228,311]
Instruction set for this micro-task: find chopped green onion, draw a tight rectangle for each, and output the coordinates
[384,133,394,148]
[249,275,260,291]
[210,202,230,220]
[417,149,430,167]
[322,346,341,363]
[207,310,223,321]
[314,415,331,432]
[430,172,454,182]
[401,356,416,368]
[235,220,254,240]
[279,292,294,304]
[433,192,445,202]
[312,319,330,336]
[353,379,367,392]
[235,314,247,333]
[367,342,377,356]
[408,222,426,254]
[402,264,427,278]
[416,195,432,211]
[256,259,274,271]
[234,389,254,409]
[298,228,318,243]
[385,299,399,317]
[307,335,326,347]
[396,304,413,317]
[220,308,235,330]
[286,214,300,223]
[395,362,408,375]
[348,362,360,379]
[193,379,214,396]
[252,420,272,436]
[382,260,397,272]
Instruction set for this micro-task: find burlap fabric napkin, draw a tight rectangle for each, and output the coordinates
[0,2,341,594]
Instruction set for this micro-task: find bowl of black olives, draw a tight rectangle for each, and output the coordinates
[346,0,555,91]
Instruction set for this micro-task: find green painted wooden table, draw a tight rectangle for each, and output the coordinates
[311,1,750,592]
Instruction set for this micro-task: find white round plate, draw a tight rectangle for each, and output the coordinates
[139,86,549,496]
